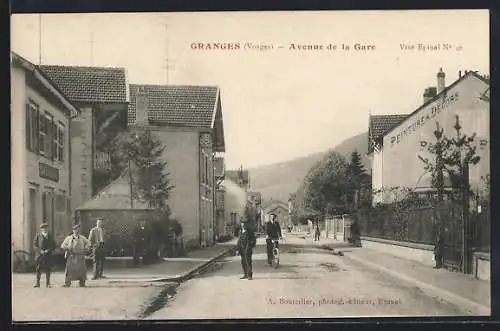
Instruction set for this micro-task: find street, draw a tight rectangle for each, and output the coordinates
[146,235,466,319]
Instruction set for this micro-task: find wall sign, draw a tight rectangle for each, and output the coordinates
[39,162,59,182]
[389,92,460,147]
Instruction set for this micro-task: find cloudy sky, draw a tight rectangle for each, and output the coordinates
[11,10,489,169]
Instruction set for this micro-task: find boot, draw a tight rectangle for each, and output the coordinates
[34,271,41,287]
[45,272,51,288]
[248,272,253,280]
[240,275,248,279]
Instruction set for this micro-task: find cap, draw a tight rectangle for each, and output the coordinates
[40,223,49,229]
[72,224,81,230]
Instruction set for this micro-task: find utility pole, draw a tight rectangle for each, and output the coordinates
[163,23,175,85]
[90,30,94,65]
[38,14,42,65]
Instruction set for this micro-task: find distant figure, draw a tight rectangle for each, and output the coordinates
[33,222,56,288]
[237,219,256,280]
[88,218,107,279]
[314,223,321,241]
[265,214,282,265]
[61,224,91,287]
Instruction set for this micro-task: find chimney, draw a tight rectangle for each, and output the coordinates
[437,67,445,94]
[135,87,148,125]
[423,87,437,104]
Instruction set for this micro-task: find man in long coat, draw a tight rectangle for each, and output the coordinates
[33,223,56,287]
[88,218,107,279]
[237,219,256,280]
[61,224,91,287]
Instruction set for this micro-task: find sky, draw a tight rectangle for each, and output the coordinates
[11,10,489,169]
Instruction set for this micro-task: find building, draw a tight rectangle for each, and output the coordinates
[368,69,490,204]
[226,167,250,191]
[39,64,128,216]
[127,84,226,249]
[11,52,80,253]
[263,200,290,225]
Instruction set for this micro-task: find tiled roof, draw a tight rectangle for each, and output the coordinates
[368,114,408,150]
[128,84,219,128]
[76,174,150,210]
[39,65,127,104]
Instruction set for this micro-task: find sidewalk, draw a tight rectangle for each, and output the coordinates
[12,239,237,321]
[326,243,491,315]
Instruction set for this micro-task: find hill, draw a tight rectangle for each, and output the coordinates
[248,132,370,203]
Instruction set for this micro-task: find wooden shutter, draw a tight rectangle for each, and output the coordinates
[25,104,31,151]
[33,108,39,153]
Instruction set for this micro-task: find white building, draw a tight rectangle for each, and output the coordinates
[368,69,490,205]
[11,52,80,254]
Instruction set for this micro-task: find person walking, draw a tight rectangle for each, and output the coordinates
[61,224,91,287]
[33,223,56,288]
[88,218,107,279]
[265,214,282,265]
[314,223,321,242]
[237,219,256,280]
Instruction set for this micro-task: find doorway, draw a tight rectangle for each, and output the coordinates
[28,188,37,253]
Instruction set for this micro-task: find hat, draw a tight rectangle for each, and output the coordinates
[40,223,49,229]
[72,224,81,230]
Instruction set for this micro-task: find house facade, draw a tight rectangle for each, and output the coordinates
[128,84,226,249]
[39,65,128,217]
[11,53,80,253]
[368,69,490,205]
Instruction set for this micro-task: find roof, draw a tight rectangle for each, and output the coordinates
[128,84,219,128]
[368,114,408,152]
[10,52,80,117]
[76,173,150,210]
[382,71,490,140]
[39,65,127,104]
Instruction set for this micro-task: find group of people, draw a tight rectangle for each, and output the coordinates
[32,219,107,288]
[236,213,283,280]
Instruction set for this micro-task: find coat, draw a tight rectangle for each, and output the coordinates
[266,221,282,240]
[61,235,91,281]
[237,228,256,255]
[33,232,56,269]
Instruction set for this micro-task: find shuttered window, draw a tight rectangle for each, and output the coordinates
[26,101,40,153]
[56,123,65,162]
[26,104,31,150]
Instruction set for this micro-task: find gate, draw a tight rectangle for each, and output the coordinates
[438,203,469,273]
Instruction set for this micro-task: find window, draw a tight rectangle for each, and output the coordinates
[26,101,40,152]
[55,123,65,162]
[204,155,209,184]
[39,113,49,156]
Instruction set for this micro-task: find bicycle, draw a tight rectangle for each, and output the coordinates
[271,240,280,268]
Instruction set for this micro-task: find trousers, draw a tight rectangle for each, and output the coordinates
[93,245,105,277]
[240,249,253,276]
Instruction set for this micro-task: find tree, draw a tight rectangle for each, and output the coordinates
[116,129,175,209]
[346,149,370,209]
[418,115,486,271]
[303,152,350,216]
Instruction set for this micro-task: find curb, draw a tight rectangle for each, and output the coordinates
[343,253,491,316]
[108,245,237,284]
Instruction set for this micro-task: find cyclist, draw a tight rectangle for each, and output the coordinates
[265,213,282,265]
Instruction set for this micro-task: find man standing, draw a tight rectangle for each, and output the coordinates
[265,213,282,265]
[88,218,106,279]
[237,219,256,280]
[33,223,56,288]
[61,224,91,287]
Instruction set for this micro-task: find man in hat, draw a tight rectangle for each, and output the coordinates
[33,222,56,288]
[265,213,282,265]
[88,218,107,279]
[61,224,91,287]
[236,219,256,280]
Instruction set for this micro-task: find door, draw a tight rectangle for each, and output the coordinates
[42,190,55,237]
[28,188,37,253]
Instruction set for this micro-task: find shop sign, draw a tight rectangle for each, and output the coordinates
[39,162,59,182]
